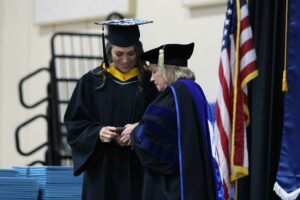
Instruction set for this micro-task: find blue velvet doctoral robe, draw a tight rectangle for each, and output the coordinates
[132,79,223,200]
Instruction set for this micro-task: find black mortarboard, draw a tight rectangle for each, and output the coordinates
[106,25,140,47]
[95,19,153,67]
[142,43,194,67]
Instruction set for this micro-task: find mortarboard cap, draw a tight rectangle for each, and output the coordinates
[143,43,194,67]
[95,18,153,67]
[107,25,140,47]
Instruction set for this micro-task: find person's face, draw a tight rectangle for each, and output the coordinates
[150,64,167,92]
[111,45,137,73]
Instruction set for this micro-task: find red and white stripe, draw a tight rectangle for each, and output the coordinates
[214,1,257,199]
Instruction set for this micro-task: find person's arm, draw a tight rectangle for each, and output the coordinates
[131,123,178,174]
[130,90,179,174]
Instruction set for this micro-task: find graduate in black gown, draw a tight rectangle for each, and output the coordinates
[131,43,224,200]
[64,19,157,200]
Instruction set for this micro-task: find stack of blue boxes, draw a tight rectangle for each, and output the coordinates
[0,169,39,199]
[0,166,82,199]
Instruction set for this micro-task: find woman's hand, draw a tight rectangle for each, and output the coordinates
[99,126,118,143]
[116,123,139,147]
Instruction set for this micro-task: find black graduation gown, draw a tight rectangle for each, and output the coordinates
[131,79,217,200]
[64,66,157,200]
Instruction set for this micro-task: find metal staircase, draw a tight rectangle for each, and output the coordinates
[15,32,103,166]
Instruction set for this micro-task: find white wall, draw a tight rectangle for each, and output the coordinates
[137,0,226,101]
[0,0,4,167]
[0,0,51,168]
[0,0,226,168]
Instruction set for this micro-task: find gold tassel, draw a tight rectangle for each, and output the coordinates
[157,47,166,76]
[158,48,164,69]
[282,70,288,91]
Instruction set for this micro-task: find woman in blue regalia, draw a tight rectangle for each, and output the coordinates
[131,43,224,200]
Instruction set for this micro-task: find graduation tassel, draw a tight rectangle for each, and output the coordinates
[158,45,166,76]
[158,48,164,69]
[102,25,109,68]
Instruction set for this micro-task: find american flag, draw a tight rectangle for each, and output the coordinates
[214,0,258,198]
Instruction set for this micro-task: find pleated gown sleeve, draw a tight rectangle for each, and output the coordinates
[64,73,103,176]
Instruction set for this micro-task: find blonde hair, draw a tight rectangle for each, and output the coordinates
[157,64,195,84]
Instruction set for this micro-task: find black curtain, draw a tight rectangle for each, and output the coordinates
[237,0,286,199]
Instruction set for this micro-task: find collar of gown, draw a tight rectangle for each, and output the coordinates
[104,64,138,81]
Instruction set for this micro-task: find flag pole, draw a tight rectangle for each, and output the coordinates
[230,0,242,182]
[282,0,289,92]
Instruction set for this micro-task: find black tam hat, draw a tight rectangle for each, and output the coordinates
[143,43,194,67]
[95,19,153,67]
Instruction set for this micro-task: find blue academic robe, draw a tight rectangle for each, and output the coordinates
[132,79,222,200]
